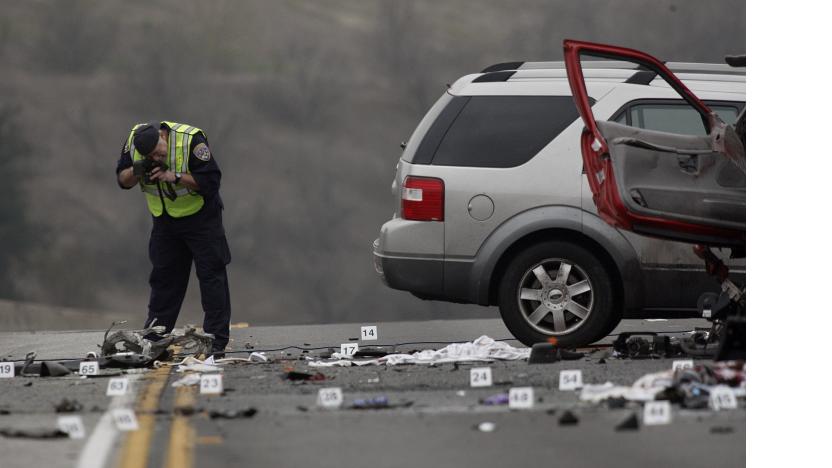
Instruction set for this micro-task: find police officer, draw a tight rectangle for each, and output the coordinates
[116,122,231,357]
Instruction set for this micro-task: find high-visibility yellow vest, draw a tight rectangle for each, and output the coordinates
[126,121,205,218]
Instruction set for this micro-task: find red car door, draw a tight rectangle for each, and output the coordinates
[563,39,745,247]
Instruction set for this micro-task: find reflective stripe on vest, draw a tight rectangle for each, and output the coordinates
[127,121,205,218]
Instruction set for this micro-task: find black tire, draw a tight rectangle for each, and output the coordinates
[498,240,620,347]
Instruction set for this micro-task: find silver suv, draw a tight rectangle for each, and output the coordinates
[373,60,745,347]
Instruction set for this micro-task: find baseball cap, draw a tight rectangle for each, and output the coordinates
[133,122,161,156]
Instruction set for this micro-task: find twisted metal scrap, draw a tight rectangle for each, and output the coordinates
[101,321,214,366]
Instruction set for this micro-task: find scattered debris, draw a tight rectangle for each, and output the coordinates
[249,352,268,363]
[558,410,579,426]
[476,421,496,432]
[580,361,746,409]
[54,398,83,413]
[615,413,640,431]
[0,428,69,439]
[456,390,466,397]
[480,393,509,406]
[208,408,258,419]
[244,342,255,350]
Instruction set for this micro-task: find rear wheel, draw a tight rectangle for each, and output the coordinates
[498,241,619,347]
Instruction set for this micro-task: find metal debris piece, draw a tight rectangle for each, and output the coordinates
[54,398,83,413]
[615,413,640,431]
[208,408,258,419]
[101,322,214,367]
[710,426,734,434]
[40,361,71,377]
[528,343,584,364]
[353,347,389,359]
[0,428,69,439]
[284,370,326,382]
[612,332,682,359]
[558,410,579,426]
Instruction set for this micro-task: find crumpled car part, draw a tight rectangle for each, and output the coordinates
[0,427,69,439]
[101,322,214,367]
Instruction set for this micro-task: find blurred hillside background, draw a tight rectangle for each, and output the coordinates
[0,0,745,330]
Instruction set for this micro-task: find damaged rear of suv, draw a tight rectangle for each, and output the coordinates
[373,57,745,347]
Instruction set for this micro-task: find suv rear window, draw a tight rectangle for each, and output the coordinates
[412,95,581,168]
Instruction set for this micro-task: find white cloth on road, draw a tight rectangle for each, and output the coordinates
[175,356,222,373]
[171,373,201,387]
[309,336,530,367]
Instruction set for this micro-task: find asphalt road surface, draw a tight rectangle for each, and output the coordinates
[0,319,744,468]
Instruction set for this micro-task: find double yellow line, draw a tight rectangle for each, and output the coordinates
[116,366,197,468]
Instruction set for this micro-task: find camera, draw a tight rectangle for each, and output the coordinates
[133,158,169,185]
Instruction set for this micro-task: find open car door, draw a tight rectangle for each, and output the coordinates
[563,40,745,247]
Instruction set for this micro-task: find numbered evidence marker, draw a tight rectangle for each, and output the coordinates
[360,325,378,341]
[508,387,535,409]
[469,367,493,388]
[0,361,14,378]
[672,360,695,372]
[643,401,672,426]
[106,377,129,396]
[317,387,344,409]
[78,361,100,376]
[111,408,139,431]
[709,385,738,411]
[57,415,86,439]
[558,370,583,391]
[340,343,358,357]
[200,374,224,395]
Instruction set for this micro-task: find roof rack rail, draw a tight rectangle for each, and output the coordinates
[478,60,744,75]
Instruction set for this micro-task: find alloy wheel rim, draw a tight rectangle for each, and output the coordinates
[516,258,593,336]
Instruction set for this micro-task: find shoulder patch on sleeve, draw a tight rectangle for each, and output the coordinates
[194,142,212,161]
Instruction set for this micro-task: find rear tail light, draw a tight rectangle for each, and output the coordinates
[402,176,444,221]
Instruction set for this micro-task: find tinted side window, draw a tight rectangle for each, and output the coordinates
[626,103,739,136]
[429,96,581,168]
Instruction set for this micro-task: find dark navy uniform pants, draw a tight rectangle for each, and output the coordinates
[144,216,231,351]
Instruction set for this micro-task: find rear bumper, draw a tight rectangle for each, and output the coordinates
[373,238,444,296]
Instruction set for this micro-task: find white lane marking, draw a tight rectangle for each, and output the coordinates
[76,375,139,468]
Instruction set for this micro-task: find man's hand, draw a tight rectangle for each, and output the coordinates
[132,160,148,178]
[149,166,176,183]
